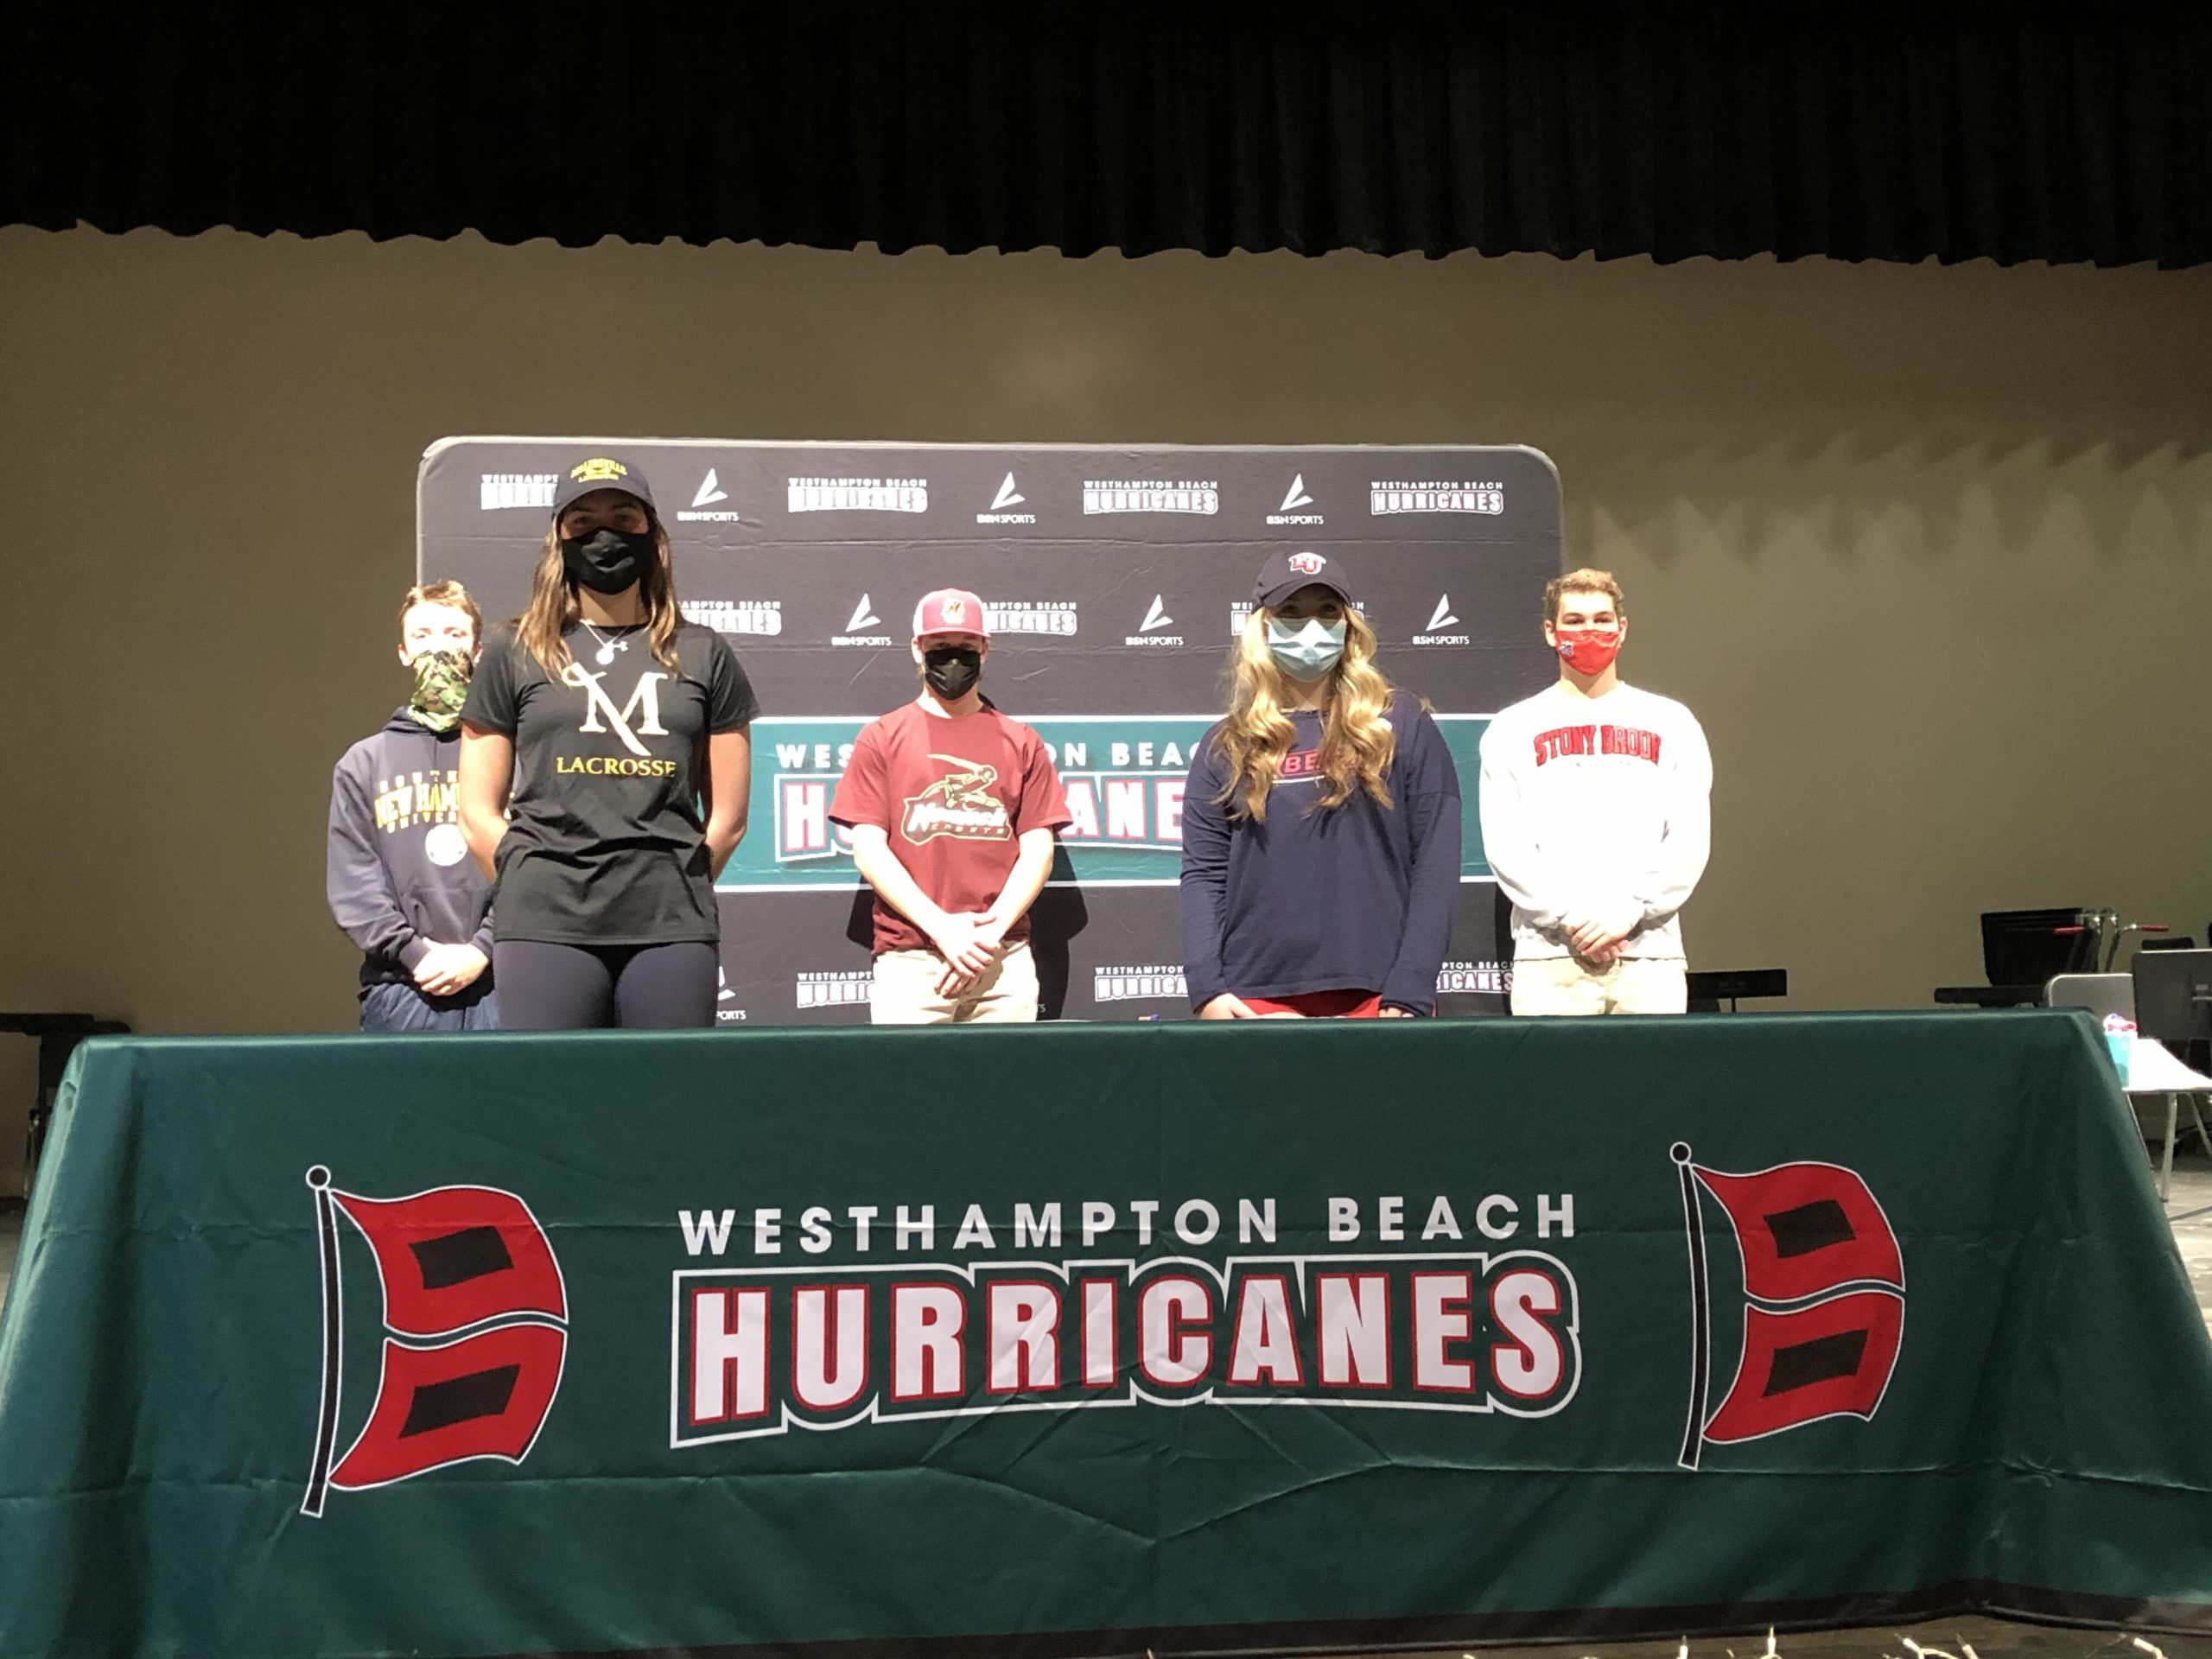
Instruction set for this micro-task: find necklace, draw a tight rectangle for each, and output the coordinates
[581,620,636,666]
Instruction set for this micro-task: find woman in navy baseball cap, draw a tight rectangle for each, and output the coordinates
[1178,550,1463,1020]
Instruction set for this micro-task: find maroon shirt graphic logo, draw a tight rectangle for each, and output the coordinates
[302,1170,568,1514]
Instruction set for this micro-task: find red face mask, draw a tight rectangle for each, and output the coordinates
[1555,629,1621,677]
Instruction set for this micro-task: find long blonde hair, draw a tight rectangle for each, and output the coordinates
[514,518,683,677]
[1212,604,1396,821]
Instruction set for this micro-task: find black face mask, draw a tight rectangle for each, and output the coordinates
[559,526,652,594]
[922,645,982,699]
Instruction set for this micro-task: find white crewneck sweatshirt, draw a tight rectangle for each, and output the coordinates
[1477,680,1712,962]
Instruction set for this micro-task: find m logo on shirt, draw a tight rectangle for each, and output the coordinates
[562,664,670,758]
[1532,724,1662,766]
[901,755,1013,844]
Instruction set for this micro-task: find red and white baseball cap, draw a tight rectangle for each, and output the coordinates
[912,588,989,639]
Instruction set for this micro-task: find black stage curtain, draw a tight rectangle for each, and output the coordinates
[8,8,2208,266]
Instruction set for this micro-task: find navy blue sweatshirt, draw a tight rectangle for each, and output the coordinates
[327,710,495,994]
[1179,694,1463,1014]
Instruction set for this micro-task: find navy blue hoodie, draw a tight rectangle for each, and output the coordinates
[1179,693,1462,1014]
[327,710,495,994]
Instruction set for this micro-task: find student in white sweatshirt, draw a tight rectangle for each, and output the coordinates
[1478,568,1711,1015]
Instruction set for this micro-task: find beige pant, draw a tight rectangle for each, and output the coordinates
[1510,955,1688,1016]
[871,939,1039,1024]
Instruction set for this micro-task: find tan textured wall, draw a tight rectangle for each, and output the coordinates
[0,226,2205,1056]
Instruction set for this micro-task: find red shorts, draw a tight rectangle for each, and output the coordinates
[1240,990,1384,1019]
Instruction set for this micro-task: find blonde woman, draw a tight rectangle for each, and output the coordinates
[457,456,756,1029]
[1179,550,1462,1020]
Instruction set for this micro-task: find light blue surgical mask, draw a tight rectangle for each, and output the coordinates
[1266,615,1347,681]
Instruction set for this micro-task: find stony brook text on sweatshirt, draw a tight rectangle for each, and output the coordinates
[1476,681,1711,963]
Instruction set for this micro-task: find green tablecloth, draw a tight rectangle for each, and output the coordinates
[3,1012,2209,1657]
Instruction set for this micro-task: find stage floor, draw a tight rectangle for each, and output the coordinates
[5,1172,2212,1659]
[1417,1622,2212,1658]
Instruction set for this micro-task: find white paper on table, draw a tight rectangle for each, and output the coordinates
[2124,1037,2212,1093]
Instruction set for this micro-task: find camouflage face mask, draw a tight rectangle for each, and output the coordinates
[406,648,473,733]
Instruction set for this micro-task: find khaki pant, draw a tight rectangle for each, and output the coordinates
[1510,955,1688,1016]
[871,939,1039,1024]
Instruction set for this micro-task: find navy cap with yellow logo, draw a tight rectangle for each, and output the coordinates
[552,455,657,518]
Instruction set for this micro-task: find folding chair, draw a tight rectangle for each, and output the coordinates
[2050,971,2212,1201]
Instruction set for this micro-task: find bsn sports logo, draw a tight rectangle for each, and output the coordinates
[1674,1146,1905,1468]
[302,1170,568,1514]
[1084,479,1219,516]
[677,468,746,525]
[977,472,1037,526]
[833,594,893,647]
[1370,480,1505,516]
[1267,474,1324,527]
[1126,595,1183,648]
[902,756,1013,844]
[682,601,783,638]
[1413,594,1469,647]
[715,969,747,1025]
[480,473,556,511]
[788,476,929,514]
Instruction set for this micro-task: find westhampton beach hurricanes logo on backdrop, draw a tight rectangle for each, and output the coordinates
[732,715,1496,891]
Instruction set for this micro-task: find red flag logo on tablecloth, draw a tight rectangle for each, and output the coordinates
[301,1168,568,1515]
[1700,1289,1905,1446]
[1688,1162,1904,1307]
[329,1324,567,1489]
[328,1185,567,1338]
[1671,1146,1905,1468]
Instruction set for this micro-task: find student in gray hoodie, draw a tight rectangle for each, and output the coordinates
[327,581,499,1031]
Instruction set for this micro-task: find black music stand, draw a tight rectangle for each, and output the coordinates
[1934,907,2094,1008]
[1687,970,1788,1013]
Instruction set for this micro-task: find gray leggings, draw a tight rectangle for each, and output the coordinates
[492,940,719,1031]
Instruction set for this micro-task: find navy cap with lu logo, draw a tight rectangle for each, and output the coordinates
[1254,549,1354,611]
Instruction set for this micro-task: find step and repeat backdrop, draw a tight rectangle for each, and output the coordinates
[418,441,1561,1023]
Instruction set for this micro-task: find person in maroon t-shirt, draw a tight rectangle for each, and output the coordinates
[829,588,1073,1022]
